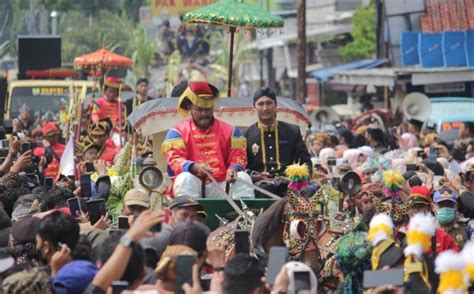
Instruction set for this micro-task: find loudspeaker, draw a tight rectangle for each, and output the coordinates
[17,36,61,79]
[340,171,362,196]
[311,106,340,130]
[402,92,432,122]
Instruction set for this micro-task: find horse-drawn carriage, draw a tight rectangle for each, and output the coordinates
[129,96,343,290]
[128,95,311,228]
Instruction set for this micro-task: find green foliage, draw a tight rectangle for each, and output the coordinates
[207,30,257,94]
[108,141,138,221]
[34,0,119,16]
[129,25,156,78]
[0,0,29,46]
[119,0,146,22]
[60,10,135,62]
[35,0,145,20]
[339,0,376,60]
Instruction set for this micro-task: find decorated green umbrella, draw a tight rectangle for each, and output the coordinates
[184,0,284,96]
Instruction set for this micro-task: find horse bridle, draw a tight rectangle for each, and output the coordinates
[283,210,320,261]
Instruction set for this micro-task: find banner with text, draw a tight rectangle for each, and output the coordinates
[150,0,216,17]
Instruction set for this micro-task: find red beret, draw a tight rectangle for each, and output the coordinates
[409,185,431,205]
[104,76,122,89]
[42,122,59,136]
[188,82,213,96]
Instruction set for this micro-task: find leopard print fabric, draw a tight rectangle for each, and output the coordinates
[370,192,410,223]
[282,188,321,258]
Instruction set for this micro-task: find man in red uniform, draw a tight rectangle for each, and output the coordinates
[90,76,126,134]
[161,81,254,198]
[88,118,120,164]
[406,185,460,255]
[34,122,65,178]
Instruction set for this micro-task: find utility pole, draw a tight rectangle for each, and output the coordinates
[296,0,306,104]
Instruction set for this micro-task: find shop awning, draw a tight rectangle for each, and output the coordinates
[309,59,386,81]
[334,66,474,87]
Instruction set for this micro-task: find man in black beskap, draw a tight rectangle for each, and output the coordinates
[125,78,155,116]
[244,87,312,197]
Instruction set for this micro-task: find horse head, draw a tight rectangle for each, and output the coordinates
[283,187,321,258]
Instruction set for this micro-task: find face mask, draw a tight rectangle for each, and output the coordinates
[436,207,456,224]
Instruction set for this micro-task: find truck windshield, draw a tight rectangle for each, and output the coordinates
[440,121,467,142]
[10,86,87,119]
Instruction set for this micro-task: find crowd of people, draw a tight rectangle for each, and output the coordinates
[156,19,210,65]
[0,77,473,294]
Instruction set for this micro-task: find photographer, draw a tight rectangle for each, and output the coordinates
[12,104,36,135]
[33,123,65,179]
[0,136,22,176]
[84,210,164,293]
[222,254,265,294]
[267,261,318,294]
[448,163,474,219]
[77,159,111,201]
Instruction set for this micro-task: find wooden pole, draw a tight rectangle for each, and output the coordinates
[296,0,306,104]
[227,27,236,97]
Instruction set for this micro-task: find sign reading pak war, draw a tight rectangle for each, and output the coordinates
[151,0,216,16]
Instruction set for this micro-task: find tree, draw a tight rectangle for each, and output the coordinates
[119,0,145,23]
[339,0,376,60]
[129,25,156,81]
[207,30,257,95]
[34,0,119,16]
[0,0,29,46]
[59,10,135,62]
[36,0,145,21]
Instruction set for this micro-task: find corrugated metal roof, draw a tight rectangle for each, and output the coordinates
[334,66,474,86]
[309,59,386,81]
[245,24,352,50]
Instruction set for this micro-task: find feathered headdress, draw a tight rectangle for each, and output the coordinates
[283,163,318,257]
[382,170,405,198]
[369,213,397,270]
[285,163,310,192]
[404,213,436,259]
[403,213,436,290]
[368,213,394,246]
[462,241,474,283]
[435,250,468,294]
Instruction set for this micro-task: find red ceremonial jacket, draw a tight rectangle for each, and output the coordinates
[34,142,66,178]
[161,118,247,182]
[90,97,126,131]
[425,228,460,255]
[99,139,120,164]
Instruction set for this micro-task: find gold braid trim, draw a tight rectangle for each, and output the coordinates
[404,255,431,291]
[161,138,185,154]
[260,127,267,173]
[275,122,281,171]
[177,87,219,116]
[371,239,395,270]
[231,137,246,149]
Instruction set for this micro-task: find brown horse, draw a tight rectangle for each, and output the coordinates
[208,188,324,276]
